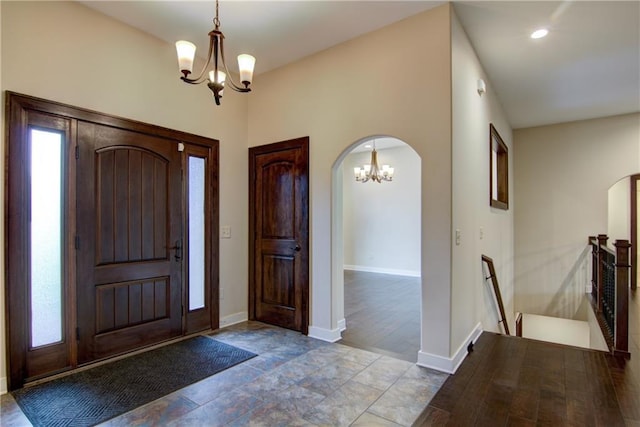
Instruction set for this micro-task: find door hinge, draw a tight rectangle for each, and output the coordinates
[75,146,79,159]
[76,327,80,340]
[75,235,80,250]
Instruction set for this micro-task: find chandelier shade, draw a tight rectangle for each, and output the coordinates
[354,141,394,183]
[175,0,255,106]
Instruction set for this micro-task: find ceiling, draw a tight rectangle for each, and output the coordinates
[80,1,639,130]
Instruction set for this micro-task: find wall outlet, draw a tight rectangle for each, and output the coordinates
[455,229,461,246]
[221,225,231,239]
[480,226,484,240]
[220,288,224,300]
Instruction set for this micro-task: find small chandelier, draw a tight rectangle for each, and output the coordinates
[175,0,256,105]
[353,141,394,183]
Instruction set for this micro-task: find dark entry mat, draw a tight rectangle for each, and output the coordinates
[12,336,256,426]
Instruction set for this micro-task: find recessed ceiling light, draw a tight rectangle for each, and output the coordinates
[531,28,549,39]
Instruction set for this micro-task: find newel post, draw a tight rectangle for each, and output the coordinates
[597,234,608,313]
[614,239,631,359]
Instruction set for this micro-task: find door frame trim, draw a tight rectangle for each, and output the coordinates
[248,137,309,334]
[631,174,639,290]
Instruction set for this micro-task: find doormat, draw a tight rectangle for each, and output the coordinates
[12,336,256,427]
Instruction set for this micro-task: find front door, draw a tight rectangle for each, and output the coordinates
[249,137,309,334]
[6,93,219,388]
[76,123,183,363]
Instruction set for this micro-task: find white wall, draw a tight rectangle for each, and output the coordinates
[450,12,514,358]
[247,5,454,361]
[514,113,640,317]
[608,176,631,248]
[1,1,249,392]
[342,144,421,276]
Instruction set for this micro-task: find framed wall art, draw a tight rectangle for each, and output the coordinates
[489,123,508,210]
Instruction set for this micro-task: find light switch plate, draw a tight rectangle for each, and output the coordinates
[221,226,231,239]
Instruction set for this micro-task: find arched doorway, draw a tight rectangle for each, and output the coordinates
[331,136,422,362]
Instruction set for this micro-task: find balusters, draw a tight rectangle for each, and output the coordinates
[588,234,631,359]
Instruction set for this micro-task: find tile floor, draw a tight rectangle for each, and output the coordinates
[1,321,448,426]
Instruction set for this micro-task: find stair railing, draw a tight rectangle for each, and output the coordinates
[588,235,631,358]
[481,255,510,335]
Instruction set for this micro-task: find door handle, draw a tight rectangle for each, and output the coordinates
[169,240,182,262]
[292,244,301,252]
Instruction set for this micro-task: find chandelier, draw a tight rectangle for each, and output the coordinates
[175,0,256,105]
[353,141,394,183]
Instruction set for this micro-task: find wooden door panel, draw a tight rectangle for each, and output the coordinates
[96,148,168,265]
[260,161,295,238]
[260,254,295,307]
[77,123,182,363]
[95,278,170,334]
[249,138,309,334]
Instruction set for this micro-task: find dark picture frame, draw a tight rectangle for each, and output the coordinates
[489,123,508,210]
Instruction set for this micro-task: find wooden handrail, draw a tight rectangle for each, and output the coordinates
[481,255,510,335]
[515,312,522,337]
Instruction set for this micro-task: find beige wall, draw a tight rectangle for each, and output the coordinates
[247,5,454,359]
[608,176,631,248]
[514,113,640,317]
[1,1,249,391]
[450,11,514,357]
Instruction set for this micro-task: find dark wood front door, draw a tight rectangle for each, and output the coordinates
[249,138,309,334]
[76,123,183,363]
[6,93,220,388]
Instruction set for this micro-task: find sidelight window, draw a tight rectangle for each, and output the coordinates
[29,128,64,347]
[188,156,206,310]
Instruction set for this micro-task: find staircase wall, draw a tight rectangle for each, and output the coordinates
[514,113,640,317]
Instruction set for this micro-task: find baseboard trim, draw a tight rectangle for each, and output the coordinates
[0,376,7,395]
[338,318,346,332]
[308,325,342,342]
[344,265,420,278]
[219,311,248,328]
[417,323,483,374]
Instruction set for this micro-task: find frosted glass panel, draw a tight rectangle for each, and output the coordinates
[30,129,63,347]
[188,156,205,311]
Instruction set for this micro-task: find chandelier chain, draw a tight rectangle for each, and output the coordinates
[213,0,220,29]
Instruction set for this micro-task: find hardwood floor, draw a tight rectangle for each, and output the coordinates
[415,288,640,426]
[339,270,420,363]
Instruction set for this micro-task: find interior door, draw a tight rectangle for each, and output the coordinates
[249,137,309,334]
[76,123,183,363]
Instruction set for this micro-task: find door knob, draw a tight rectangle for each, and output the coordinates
[293,244,301,252]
